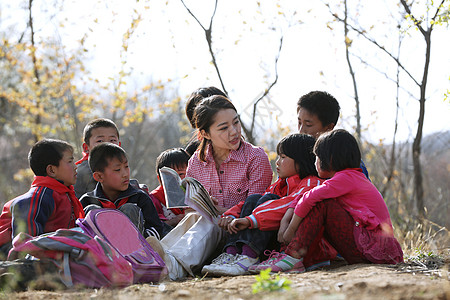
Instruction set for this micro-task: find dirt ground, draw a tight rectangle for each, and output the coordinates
[4,261,449,300]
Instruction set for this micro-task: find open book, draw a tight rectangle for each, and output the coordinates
[159,167,220,224]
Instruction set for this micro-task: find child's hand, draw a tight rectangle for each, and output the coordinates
[227,218,250,234]
[282,227,296,244]
[277,208,293,243]
[218,215,233,230]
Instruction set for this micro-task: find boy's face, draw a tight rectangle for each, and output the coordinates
[95,156,130,194]
[84,127,120,153]
[49,150,77,186]
[297,108,334,138]
[173,164,187,179]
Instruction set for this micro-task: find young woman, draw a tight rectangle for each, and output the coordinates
[154,95,273,280]
[252,129,403,273]
[202,133,324,276]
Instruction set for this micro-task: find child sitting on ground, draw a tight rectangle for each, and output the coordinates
[79,143,167,239]
[202,133,326,276]
[0,139,85,258]
[251,129,403,273]
[150,148,190,227]
[74,118,121,199]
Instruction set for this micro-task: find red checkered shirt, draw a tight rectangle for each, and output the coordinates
[186,140,273,209]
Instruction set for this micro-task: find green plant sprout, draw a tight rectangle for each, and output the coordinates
[252,268,292,294]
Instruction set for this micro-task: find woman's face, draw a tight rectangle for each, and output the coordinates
[202,108,241,152]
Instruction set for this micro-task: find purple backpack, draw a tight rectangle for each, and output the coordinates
[10,229,133,288]
[77,208,167,283]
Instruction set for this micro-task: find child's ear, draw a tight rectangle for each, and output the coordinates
[325,123,335,132]
[82,143,89,154]
[46,165,56,178]
[92,171,104,183]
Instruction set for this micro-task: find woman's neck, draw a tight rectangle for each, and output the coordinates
[212,146,231,167]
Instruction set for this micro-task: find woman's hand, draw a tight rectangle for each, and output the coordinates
[227,218,250,234]
[218,215,233,230]
[211,196,229,214]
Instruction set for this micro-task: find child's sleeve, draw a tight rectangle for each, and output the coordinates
[11,189,55,239]
[136,192,166,239]
[222,201,244,218]
[294,173,353,218]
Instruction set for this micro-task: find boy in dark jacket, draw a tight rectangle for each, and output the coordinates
[0,139,85,258]
[79,143,166,239]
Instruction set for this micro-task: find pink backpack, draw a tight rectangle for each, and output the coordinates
[77,208,167,283]
[9,229,133,288]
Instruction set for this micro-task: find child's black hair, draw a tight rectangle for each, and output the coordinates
[28,139,74,176]
[297,91,340,127]
[184,139,200,157]
[89,143,127,173]
[277,133,318,179]
[156,148,190,177]
[314,129,361,172]
[83,118,120,145]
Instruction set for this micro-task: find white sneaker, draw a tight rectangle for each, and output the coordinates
[201,253,236,275]
[210,254,259,276]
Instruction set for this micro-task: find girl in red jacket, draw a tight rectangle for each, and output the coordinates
[202,133,322,276]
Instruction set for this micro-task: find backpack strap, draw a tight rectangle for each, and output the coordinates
[60,252,73,287]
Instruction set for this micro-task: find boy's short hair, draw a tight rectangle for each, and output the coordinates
[89,143,127,173]
[156,148,190,177]
[83,118,120,145]
[29,139,74,176]
[185,86,227,128]
[297,91,340,127]
[314,129,361,172]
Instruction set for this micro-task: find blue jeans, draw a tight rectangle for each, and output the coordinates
[224,193,280,255]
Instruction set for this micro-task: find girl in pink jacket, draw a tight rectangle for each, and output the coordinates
[252,129,403,273]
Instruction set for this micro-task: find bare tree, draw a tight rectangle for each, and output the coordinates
[179,0,283,143]
[343,0,361,142]
[328,0,447,220]
[399,0,446,220]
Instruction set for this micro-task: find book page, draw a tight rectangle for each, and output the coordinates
[159,167,189,208]
[184,177,219,224]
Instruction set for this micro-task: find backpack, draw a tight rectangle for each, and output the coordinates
[77,208,167,283]
[9,229,134,288]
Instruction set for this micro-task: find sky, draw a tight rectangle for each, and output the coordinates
[2,0,449,144]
